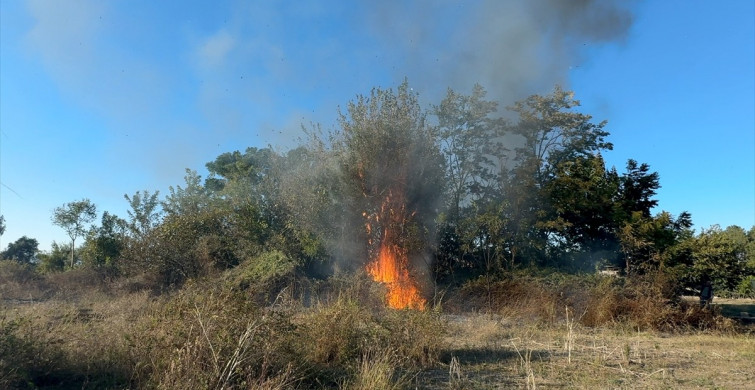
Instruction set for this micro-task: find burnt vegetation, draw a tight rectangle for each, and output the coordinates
[2,82,754,389]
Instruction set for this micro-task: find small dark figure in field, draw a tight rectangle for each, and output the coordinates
[700,280,713,307]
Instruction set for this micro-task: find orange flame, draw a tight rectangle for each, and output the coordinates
[364,187,426,310]
[366,229,426,310]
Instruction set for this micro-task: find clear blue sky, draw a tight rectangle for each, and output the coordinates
[1,0,753,251]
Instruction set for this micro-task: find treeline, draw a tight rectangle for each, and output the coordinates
[2,81,754,297]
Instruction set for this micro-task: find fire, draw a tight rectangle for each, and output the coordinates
[364,190,426,310]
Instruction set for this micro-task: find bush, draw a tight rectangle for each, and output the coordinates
[581,275,734,331]
[0,315,62,389]
[736,275,755,298]
[298,276,444,368]
[125,281,302,389]
[0,260,48,300]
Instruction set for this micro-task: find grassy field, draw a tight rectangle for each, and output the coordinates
[1,265,754,389]
[431,314,754,389]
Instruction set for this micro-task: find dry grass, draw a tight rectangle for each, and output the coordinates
[2,269,753,389]
[426,313,755,389]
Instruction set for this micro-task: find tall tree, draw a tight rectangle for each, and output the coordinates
[498,86,614,268]
[0,215,5,237]
[334,80,445,261]
[434,84,506,221]
[509,85,613,186]
[124,190,161,237]
[163,169,214,217]
[543,154,621,267]
[617,159,660,219]
[52,199,97,268]
[330,80,444,307]
[1,236,39,264]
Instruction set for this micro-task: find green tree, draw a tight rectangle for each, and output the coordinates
[37,241,69,273]
[0,215,5,237]
[618,210,693,275]
[690,225,751,292]
[80,211,127,268]
[1,236,39,264]
[508,85,613,187]
[434,84,506,221]
[335,81,444,260]
[431,85,510,280]
[617,159,660,220]
[52,199,97,268]
[543,154,621,268]
[205,147,275,193]
[491,87,614,268]
[163,169,214,217]
[124,190,161,237]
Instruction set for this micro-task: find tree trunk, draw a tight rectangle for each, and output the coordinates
[70,238,76,269]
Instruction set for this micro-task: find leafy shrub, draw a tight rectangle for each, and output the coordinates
[736,275,755,298]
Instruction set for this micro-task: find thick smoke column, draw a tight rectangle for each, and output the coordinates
[366,0,635,101]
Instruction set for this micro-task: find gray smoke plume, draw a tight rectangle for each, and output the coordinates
[364,0,635,102]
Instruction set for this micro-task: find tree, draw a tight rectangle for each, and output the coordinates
[543,154,621,267]
[124,190,161,237]
[163,169,214,217]
[617,159,660,220]
[434,84,506,221]
[618,210,693,275]
[493,86,614,268]
[334,80,445,261]
[37,241,69,273]
[1,236,39,264]
[689,225,751,291]
[508,85,613,187]
[80,211,127,268]
[205,147,276,193]
[52,199,97,269]
[329,80,445,307]
[0,215,5,237]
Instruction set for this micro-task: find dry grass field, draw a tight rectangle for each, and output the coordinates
[427,313,754,389]
[1,264,753,389]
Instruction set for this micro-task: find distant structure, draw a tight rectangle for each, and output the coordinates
[598,266,620,277]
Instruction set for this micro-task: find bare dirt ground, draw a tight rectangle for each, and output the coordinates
[417,313,755,389]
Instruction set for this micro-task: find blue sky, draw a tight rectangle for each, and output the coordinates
[1,0,753,251]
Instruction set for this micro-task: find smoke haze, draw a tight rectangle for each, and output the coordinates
[364,0,635,103]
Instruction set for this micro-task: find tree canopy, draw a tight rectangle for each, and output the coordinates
[29,81,753,301]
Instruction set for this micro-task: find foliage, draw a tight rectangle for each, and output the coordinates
[162,169,215,217]
[124,190,161,237]
[331,80,445,270]
[80,211,127,269]
[51,198,97,269]
[508,85,613,184]
[37,241,69,274]
[0,236,39,265]
[688,225,751,291]
[434,84,506,221]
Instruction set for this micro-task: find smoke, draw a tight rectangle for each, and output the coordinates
[364,0,635,102]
